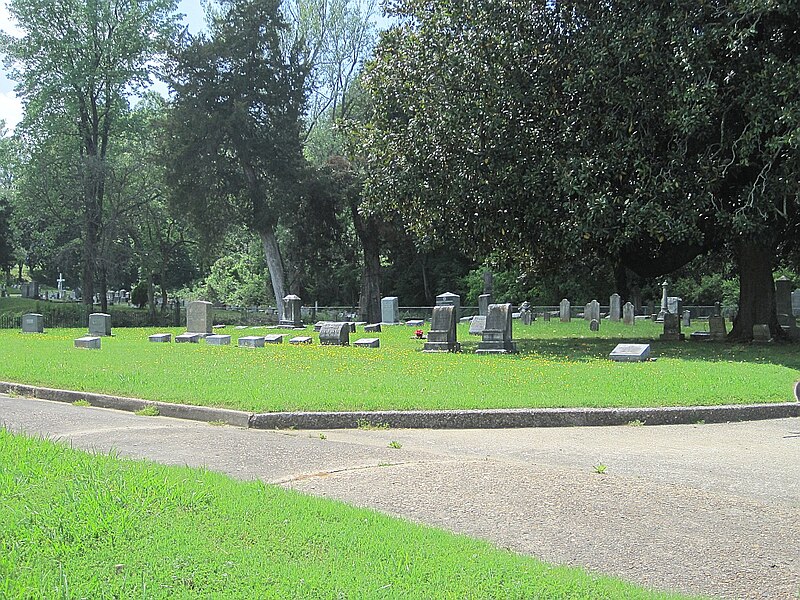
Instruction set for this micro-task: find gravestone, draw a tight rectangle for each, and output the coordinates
[519,301,532,326]
[792,289,800,317]
[590,319,599,332]
[478,294,492,317]
[175,333,201,343]
[622,302,635,326]
[148,333,171,343]
[469,315,487,335]
[406,319,424,327]
[381,296,399,324]
[752,324,771,343]
[280,295,302,327]
[239,336,266,348]
[483,270,493,294]
[22,313,44,334]
[667,296,683,316]
[587,299,600,322]
[657,280,669,320]
[423,305,458,352]
[584,302,591,321]
[88,313,112,337]
[708,315,727,340]
[21,281,39,299]
[289,336,312,345]
[609,343,651,362]
[559,299,571,322]
[609,293,621,322]
[542,312,551,322]
[56,273,65,300]
[320,322,350,346]
[364,323,382,333]
[476,303,517,354]
[659,313,685,341]
[205,334,231,346]
[264,334,286,344]
[436,292,461,322]
[187,300,213,334]
[313,321,326,332]
[74,336,101,349]
[354,337,380,348]
[682,310,691,327]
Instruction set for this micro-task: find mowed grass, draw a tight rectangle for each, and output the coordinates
[0,429,699,599]
[0,320,797,412]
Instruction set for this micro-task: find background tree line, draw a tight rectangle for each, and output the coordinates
[0,0,797,340]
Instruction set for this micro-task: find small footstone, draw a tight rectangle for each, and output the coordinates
[609,343,650,362]
[149,333,171,343]
[175,333,202,343]
[406,319,424,327]
[238,336,265,348]
[75,336,101,349]
[205,334,231,345]
[354,338,380,348]
[264,334,286,344]
[364,323,382,333]
[289,336,312,345]
[235,326,249,330]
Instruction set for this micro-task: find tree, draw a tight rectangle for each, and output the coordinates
[163,0,307,320]
[1,0,179,313]
[362,0,800,340]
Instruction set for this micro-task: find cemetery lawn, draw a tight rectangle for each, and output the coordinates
[0,430,698,599]
[0,321,797,412]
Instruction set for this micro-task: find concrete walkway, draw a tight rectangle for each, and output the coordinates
[1,394,798,600]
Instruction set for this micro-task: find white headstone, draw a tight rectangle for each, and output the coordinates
[381,296,399,324]
[559,299,571,322]
[609,293,621,322]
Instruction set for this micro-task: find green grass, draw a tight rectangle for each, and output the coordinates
[0,321,797,413]
[0,429,698,599]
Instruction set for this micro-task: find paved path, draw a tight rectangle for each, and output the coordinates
[2,394,798,600]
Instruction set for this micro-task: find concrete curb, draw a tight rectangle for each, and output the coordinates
[0,382,252,428]
[2,381,798,431]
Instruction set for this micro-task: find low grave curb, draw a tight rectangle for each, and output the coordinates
[1,380,797,430]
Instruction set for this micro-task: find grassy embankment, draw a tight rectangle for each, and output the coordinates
[0,318,796,412]
[0,429,700,599]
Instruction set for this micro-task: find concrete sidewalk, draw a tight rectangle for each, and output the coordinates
[2,394,798,600]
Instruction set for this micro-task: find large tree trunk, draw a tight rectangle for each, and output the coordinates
[259,227,286,321]
[352,209,381,323]
[729,240,782,341]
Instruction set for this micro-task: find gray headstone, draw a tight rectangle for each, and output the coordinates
[175,333,202,343]
[483,270,493,295]
[667,296,682,316]
[187,300,213,334]
[682,310,691,327]
[205,334,231,346]
[609,343,651,362]
[542,312,551,322]
[88,313,112,337]
[238,336,265,348]
[22,313,44,334]
[74,336,101,349]
[289,336,313,345]
[590,319,599,332]
[235,325,249,330]
[588,299,600,322]
[364,323,382,333]
[559,299,571,322]
[519,301,532,326]
[381,296,399,324]
[622,302,635,326]
[406,319,424,327]
[584,302,592,321]
[792,289,800,317]
[423,305,458,352]
[281,295,302,327]
[469,315,487,335]
[478,294,492,317]
[659,313,685,341]
[708,316,727,340]
[148,333,171,343]
[354,338,380,348]
[658,280,669,320]
[752,324,771,343]
[319,322,350,346]
[264,334,286,344]
[476,303,517,354]
[313,321,326,332]
[609,293,621,322]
